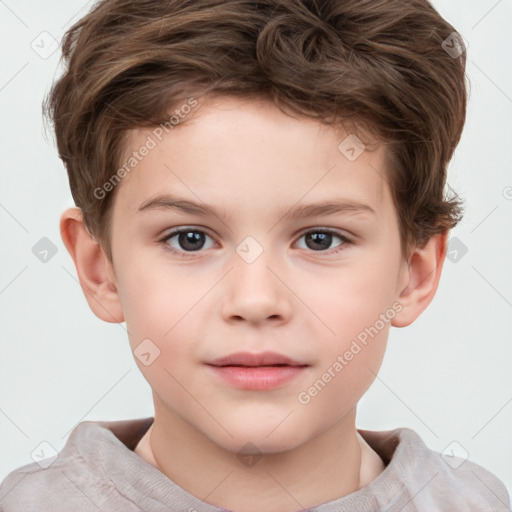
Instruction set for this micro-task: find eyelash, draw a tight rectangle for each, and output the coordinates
[158,227,353,258]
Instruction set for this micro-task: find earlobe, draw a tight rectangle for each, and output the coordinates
[60,207,124,323]
[391,232,448,328]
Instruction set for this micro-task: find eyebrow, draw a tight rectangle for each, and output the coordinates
[137,194,376,220]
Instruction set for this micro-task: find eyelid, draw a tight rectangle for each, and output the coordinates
[294,226,352,240]
[160,225,216,241]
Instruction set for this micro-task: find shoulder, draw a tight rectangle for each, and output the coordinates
[0,418,149,512]
[359,427,510,511]
[0,453,102,511]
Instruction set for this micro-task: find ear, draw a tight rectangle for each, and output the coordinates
[392,232,448,328]
[60,207,124,323]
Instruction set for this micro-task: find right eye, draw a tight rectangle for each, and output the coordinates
[159,228,216,256]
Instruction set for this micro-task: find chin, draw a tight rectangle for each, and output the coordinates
[209,421,311,456]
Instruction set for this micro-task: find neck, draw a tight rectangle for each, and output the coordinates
[135,400,380,512]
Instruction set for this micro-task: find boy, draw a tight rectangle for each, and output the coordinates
[0,0,509,510]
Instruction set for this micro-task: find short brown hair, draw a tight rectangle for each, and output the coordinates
[43,0,468,262]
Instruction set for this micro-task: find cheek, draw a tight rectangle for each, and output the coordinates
[296,336,387,433]
[115,255,209,363]
[116,263,208,408]
[296,290,391,422]
[297,255,400,340]
[292,254,398,397]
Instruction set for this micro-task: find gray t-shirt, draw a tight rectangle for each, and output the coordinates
[0,417,509,511]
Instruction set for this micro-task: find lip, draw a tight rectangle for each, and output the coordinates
[205,351,309,390]
[207,351,306,367]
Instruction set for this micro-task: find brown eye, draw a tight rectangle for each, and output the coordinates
[296,229,350,253]
[161,228,215,253]
[305,232,333,251]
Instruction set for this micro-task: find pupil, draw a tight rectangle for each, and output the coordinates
[306,232,332,251]
[179,231,205,251]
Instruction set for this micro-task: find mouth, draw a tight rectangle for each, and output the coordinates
[206,351,307,367]
[205,351,310,390]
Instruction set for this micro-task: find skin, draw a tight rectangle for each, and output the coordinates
[61,96,447,512]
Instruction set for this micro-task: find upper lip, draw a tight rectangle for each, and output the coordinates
[206,351,308,367]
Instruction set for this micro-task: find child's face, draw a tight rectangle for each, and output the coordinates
[107,96,410,453]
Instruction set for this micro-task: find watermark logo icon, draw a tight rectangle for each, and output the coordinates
[338,134,366,162]
[134,338,161,366]
[441,441,469,469]
[236,236,263,264]
[442,32,468,59]
[32,237,58,263]
[31,31,59,59]
[446,236,468,263]
[237,442,262,468]
[31,441,58,468]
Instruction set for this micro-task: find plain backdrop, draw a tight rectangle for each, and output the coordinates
[1,0,511,501]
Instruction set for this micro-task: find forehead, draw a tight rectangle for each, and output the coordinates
[114,96,390,221]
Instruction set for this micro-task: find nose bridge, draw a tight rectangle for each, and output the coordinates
[221,235,290,323]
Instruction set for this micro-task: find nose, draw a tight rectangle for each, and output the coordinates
[220,245,292,326]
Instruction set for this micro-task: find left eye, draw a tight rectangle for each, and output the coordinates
[296,230,349,252]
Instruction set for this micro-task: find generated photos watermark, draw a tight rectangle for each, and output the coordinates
[93,97,198,200]
[297,301,403,405]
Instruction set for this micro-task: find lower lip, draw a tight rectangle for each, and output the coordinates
[205,364,307,390]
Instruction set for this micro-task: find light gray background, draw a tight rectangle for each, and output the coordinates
[1,0,511,501]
